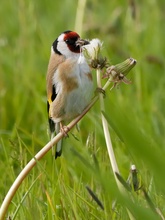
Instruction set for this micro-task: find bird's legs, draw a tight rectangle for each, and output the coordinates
[60,122,70,138]
[95,87,106,98]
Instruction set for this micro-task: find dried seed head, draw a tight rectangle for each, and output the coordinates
[82,38,102,60]
[80,38,107,69]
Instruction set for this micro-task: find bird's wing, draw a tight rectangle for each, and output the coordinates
[46,52,64,133]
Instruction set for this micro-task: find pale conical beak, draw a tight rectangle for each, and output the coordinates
[76,38,90,47]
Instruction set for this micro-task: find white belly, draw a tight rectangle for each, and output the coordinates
[64,61,93,120]
[51,55,93,122]
[65,76,93,119]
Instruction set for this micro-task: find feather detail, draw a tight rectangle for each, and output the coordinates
[55,123,63,159]
[46,50,65,101]
[47,84,63,159]
[48,117,63,159]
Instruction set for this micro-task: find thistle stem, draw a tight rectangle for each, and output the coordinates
[96,69,135,220]
[96,69,120,182]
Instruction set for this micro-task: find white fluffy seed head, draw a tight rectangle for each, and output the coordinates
[82,38,103,60]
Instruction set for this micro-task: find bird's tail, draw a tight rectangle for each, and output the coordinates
[54,122,63,159]
[49,118,63,159]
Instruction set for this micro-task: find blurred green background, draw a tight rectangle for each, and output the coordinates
[0,0,165,219]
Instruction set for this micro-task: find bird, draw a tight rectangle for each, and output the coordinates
[46,30,93,159]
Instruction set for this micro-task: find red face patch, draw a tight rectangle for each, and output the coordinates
[64,31,80,40]
[64,31,80,53]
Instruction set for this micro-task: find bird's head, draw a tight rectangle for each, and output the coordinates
[52,30,89,58]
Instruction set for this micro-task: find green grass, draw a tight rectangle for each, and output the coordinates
[1,0,165,219]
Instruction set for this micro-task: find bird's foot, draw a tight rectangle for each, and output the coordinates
[95,87,106,98]
[60,124,70,138]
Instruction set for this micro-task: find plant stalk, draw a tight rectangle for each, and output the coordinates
[74,0,87,35]
[96,69,135,220]
[97,69,120,180]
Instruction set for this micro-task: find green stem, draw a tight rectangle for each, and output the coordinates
[74,0,87,35]
[96,69,135,220]
[97,69,120,179]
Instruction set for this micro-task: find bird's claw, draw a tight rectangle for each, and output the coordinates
[60,124,70,138]
[95,87,106,98]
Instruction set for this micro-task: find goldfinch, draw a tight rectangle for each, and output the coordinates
[46,30,93,159]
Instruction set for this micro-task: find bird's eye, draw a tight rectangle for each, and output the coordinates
[65,38,77,45]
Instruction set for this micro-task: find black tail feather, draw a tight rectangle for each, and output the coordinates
[55,146,62,159]
[49,117,55,133]
[48,118,63,159]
